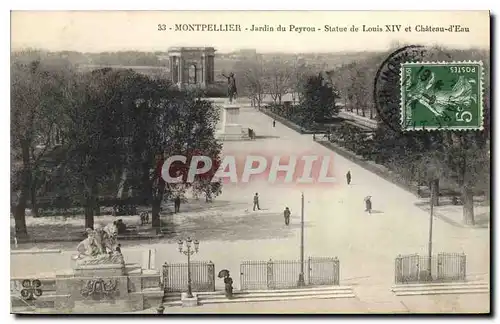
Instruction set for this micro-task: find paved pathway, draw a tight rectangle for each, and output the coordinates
[11,103,490,312]
[135,293,489,314]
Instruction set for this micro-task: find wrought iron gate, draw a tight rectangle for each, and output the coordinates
[162,261,215,292]
[437,252,467,281]
[240,257,340,290]
[308,257,339,285]
[395,253,466,284]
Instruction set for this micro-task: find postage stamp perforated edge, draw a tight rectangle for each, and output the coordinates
[399,60,485,132]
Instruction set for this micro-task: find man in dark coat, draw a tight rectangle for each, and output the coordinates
[253,193,261,211]
[346,171,352,185]
[284,207,291,225]
[116,219,127,234]
[174,196,181,213]
[365,197,372,214]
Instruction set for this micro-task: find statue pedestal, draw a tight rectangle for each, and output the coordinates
[216,102,250,141]
[54,262,149,314]
[10,224,166,314]
[74,263,126,277]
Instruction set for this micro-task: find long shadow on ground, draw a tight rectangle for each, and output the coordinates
[12,199,310,249]
[160,211,309,243]
[254,135,281,139]
[474,212,490,228]
[159,199,309,243]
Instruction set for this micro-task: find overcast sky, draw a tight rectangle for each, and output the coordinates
[11,11,489,53]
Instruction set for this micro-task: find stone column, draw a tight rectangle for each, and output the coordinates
[206,56,210,84]
[169,58,173,83]
[170,57,175,83]
[178,57,184,85]
[208,55,215,83]
[171,56,179,84]
[201,54,206,86]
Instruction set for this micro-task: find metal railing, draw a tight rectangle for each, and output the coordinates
[240,257,340,290]
[162,261,215,292]
[395,253,466,284]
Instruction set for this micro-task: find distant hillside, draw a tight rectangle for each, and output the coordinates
[11,49,383,77]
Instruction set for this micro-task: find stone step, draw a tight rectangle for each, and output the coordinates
[163,292,356,307]
[133,288,187,302]
[394,288,489,296]
[198,288,355,301]
[164,300,182,306]
[237,286,353,294]
[162,286,355,306]
[140,287,164,297]
[200,293,356,305]
[392,281,487,288]
[392,281,489,296]
[164,285,351,297]
[392,282,489,292]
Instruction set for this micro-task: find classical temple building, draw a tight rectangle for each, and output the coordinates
[167,47,216,89]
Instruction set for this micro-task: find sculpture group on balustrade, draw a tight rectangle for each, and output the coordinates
[75,222,124,266]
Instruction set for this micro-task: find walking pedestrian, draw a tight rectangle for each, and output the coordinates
[364,196,372,214]
[224,272,234,299]
[174,196,181,213]
[284,207,291,225]
[273,120,276,128]
[346,171,351,185]
[253,193,261,211]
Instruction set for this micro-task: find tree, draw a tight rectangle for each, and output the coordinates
[11,57,69,237]
[298,74,339,127]
[290,57,313,104]
[372,46,490,224]
[61,68,134,229]
[233,57,266,108]
[331,63,355,112]
[264,57,294,105]
[420,48,490,224]
[351,64,371,117]
[124,82,222,232]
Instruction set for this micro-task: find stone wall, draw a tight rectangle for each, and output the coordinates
[11,265,163,314]
[11,248,157,278]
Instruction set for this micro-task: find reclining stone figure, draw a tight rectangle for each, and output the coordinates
[74,222,123,266]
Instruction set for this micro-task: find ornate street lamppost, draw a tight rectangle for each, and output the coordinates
[427,184,435,278]
[297,192,305,286]
[178,237,200,298]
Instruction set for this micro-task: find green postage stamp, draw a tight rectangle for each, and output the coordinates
[400,61,484,131]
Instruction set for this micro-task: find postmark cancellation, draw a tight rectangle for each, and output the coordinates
[400,61,484,131]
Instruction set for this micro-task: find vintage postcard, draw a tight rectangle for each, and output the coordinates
[10,11,490,314]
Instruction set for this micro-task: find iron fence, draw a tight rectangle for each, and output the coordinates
[309,256,340,286]
[162,261,215,292]
[240,257,340,290]
[395,253,466,284]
